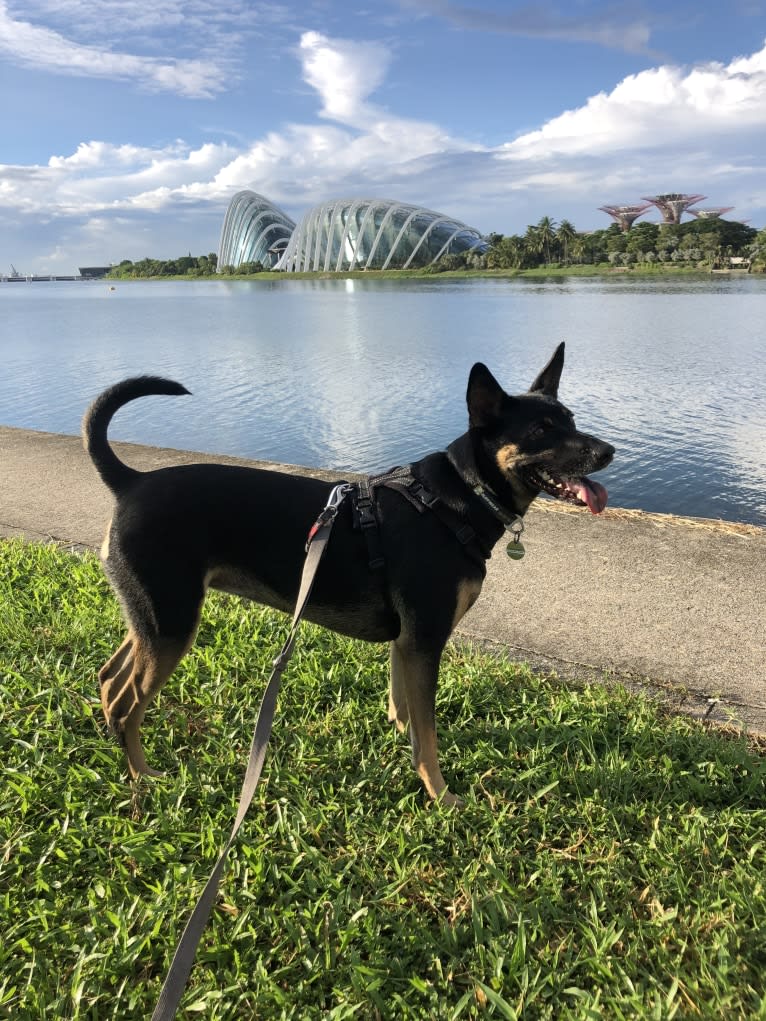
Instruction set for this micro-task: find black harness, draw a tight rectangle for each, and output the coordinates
[351,462,500,573]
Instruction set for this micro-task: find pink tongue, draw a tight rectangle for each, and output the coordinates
[569,476,608,514]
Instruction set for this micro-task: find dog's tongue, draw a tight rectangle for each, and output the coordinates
[568,476,608,514]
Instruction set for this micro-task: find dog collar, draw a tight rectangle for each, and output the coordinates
[470,482,524,542]
[445,437,525,540]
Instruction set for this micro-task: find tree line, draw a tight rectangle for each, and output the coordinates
[108,217,766,278]
[430,216,763,272]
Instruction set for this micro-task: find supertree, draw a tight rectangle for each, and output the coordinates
[686,207,734,221]
[598,203,652,231]
[641,193,706,224]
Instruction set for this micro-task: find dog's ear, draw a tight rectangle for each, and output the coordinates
[467,363,507,427]
[529,342,565,397]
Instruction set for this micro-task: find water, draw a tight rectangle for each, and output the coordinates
[1,275,765,525]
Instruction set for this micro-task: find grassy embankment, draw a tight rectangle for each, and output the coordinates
[108,263,738,283]
[2,538,765,1019]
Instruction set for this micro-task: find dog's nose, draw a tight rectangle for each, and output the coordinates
[596,442,615,469]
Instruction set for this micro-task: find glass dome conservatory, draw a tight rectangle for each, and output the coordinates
[218,192,487,272]
[217,191,296,269]
[277,198,488,272]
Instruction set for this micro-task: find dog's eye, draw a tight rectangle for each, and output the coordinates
[531,419,555,438]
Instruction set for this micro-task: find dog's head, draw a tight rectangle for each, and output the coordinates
[466,343,615,515]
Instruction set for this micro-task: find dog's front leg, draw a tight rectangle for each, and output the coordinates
[390,636,461,806]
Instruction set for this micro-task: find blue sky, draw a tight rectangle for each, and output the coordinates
[2,0,765,273]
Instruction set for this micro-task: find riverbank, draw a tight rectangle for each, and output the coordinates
[104,264,752,283]
[2,424,764,734]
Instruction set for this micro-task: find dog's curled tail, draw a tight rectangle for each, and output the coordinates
[82,376,190,495]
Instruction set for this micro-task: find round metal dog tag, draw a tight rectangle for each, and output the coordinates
[506,540,525,561]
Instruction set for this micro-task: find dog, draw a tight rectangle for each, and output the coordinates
[83,342,613,805]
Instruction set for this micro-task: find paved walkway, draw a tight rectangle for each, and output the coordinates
[2,425,765,733]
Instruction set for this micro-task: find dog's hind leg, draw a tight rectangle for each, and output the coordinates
[99,564,204,778]
[99,630,195,778]
[391,635,460,806]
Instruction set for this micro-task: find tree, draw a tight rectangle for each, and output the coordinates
[557,219,576,264]
[487,234,528,269]
[535,216,558,264]
[626,222,659,254]
[569,234,587,265]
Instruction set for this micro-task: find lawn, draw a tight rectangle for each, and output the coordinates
[1,539,764,1019]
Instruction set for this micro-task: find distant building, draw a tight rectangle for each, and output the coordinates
[217,191,296,269]
[218,191,488,272]
[79,266,112,279]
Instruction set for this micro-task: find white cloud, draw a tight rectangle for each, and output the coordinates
[5,29,766,273]
[502,43,766,159]
[299,30,392,125]
[0,0,228,96]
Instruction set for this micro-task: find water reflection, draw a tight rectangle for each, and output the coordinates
[0,276,764,524]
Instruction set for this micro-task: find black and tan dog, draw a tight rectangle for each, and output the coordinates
[84,343,613,805]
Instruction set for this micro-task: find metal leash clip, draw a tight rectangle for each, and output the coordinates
[305,483,353,550]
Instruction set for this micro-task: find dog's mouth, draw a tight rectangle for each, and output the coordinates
[523,466,608,514]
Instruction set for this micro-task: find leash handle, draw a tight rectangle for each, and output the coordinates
[151,483,351,1021]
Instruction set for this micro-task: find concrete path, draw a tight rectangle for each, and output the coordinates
[2,425,764,733]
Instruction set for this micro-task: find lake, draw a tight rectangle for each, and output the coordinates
[1,275,765,525]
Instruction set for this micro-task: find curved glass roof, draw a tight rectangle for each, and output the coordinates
[218,192,487,272]
[218,191,296,269]
[277,198,488,272]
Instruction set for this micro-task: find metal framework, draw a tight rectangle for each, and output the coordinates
[641,193,706,224]
[218,192,488,273]
[598,203,652,231]
[218,191,296,269]
[275,198,488,273]
[686,207,734,221]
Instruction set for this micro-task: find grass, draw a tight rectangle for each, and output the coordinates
[1,538,765,1020]
[116,264,730,283]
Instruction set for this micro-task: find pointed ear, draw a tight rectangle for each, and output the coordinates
[467,363,507,428]
[529,342,565,397]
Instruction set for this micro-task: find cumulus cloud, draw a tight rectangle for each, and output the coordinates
[299,30,393,125]
[502,43,766,159]
[5,27,766,272]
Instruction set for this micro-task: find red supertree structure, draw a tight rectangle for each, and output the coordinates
[686,207,734,221]
[641,193,706,224]
[598,203,652,231]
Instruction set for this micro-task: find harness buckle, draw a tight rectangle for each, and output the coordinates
[408,481,439,508]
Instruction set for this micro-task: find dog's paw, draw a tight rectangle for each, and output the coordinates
[436,789,464,808]
[388,713,408,734]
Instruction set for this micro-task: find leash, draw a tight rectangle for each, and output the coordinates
[150,482,353,1021]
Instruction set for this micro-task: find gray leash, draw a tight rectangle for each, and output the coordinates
[151,482,353,1021]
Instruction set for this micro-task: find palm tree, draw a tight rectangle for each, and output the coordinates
[570,234,587,265]
[557,219,576,265]
[535,216,558,265]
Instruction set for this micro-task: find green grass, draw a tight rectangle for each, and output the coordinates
[1,538,765,1020]
[117,264,729,283]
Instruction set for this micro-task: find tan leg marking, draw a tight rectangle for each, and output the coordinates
[99,630,192,778]
[451,577,483,632]
[100,519,112,561]
[387,641,409,733]
[391,637,461,806]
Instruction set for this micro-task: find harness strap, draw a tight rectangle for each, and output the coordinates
[151,483,352,1021]
[353,477,386,570]
[360,466,490,571]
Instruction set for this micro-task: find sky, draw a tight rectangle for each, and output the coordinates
[2,0,766,273]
